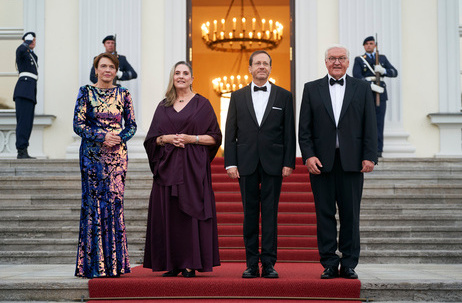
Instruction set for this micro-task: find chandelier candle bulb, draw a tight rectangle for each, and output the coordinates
[233,17,237,30]
[269,20,273,31]
[252,18,256,30]
[214,20,217,32]
[222,19,225,31]
[262,19,265,31]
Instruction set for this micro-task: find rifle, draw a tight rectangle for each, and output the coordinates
[113,34,118,85]
[113,34,117,56]
[374,34,381,107]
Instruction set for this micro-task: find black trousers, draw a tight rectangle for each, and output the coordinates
[15,97,35,150]
[310,150,363,269]
[238,162,283,267]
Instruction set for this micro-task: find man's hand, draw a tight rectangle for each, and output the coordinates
[361,160,375,173]
[116,70,123,78]
[226,167,240,179]
[282,166,293,178]
[306,156,322,174]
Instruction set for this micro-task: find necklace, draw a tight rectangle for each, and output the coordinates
[179,99,184,102]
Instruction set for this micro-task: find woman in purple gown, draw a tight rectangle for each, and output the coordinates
[143,61,221,277]
[73,53,137,278]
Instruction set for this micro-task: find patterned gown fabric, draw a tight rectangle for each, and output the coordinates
[73,85,136,278]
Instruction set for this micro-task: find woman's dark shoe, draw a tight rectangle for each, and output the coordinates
[162,269,182,277]
[182,269,196,278]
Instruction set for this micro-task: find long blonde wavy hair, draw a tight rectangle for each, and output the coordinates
[164,61,193,107]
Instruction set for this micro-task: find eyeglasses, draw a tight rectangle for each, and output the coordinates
[327,57,348,63]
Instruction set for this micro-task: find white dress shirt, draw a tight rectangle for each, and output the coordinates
[251,81,271,126]
[226,81,271,170]
[327,75,346,148]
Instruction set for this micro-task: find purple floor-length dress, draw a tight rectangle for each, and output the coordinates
[143,94,221,272]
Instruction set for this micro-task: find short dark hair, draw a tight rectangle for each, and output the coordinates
[93,53,119,70]
[249,50,272,66]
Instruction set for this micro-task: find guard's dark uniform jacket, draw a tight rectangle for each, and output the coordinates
[13,42,38,103]
[90,54,137,84]
[352,53,397,102]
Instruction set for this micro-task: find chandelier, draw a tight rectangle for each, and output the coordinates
[212,74,276,97]
[201,0,284,53]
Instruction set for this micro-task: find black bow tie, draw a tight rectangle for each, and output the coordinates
[330,78,344,86]
[254,85,267,92]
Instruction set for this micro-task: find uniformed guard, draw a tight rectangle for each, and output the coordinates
[13,32,38,159]
[89,35,137,84]
[353,36,398,158]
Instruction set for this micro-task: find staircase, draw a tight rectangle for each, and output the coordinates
[0,157,461,265]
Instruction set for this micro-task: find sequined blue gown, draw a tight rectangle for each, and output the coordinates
[73,85,136,278]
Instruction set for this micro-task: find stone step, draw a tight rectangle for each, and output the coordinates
[2,225,460,240]
[360,238,462,250]
[0,185,460,197]
[1,214,460,228]
[1,193,460,209]
[0,250,144,264]
[2,236,460,252]
[1,249,460,265]
[1,205,461,218]
[360,249,462,264]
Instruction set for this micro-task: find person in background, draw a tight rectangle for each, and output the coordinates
[13,32,38,159]
[353,36,398,158]
[90,35,137,84]
[74,53,137,278]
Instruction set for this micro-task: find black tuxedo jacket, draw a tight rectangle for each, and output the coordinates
[299,75,377,172]
[225,83,296,176]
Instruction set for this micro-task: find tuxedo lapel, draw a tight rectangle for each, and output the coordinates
[339,75,358,122]
[260,83,277,127]
[318,76,335,124]
[244,85,259,126]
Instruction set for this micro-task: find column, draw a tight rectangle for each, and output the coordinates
[339,0,416,157]
[67,0,145,158]
[428,0,462,157]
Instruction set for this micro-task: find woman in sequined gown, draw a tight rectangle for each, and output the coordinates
[73,53,137,278]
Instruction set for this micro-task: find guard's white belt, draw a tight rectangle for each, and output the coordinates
[365,76,383,81]
[19,72,38,80]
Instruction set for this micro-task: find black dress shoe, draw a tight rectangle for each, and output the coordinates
[182,269,196,278]
[340,267,358,279]
[162,269,182,277]
[242,266,259,278]
[321,266,339,279]
[261,264,279,278]
[17,148,35,159]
